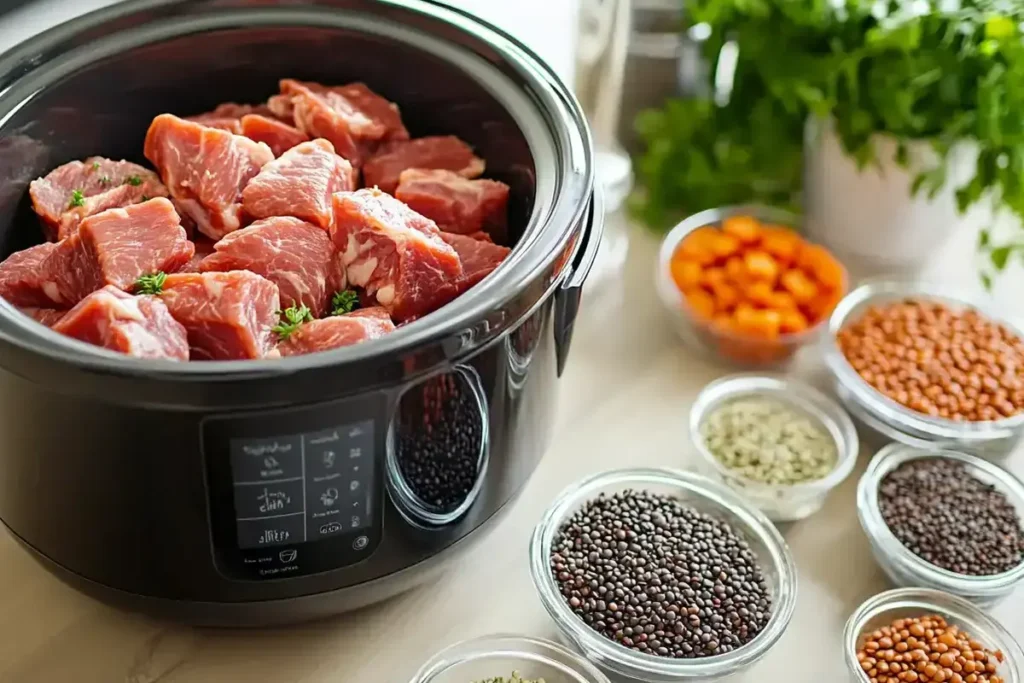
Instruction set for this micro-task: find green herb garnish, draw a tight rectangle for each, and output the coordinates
[141,195,150,202]
[272,305,313,340]
[125,175,143,187]
[68,189,85,208]
[134,271,167,295]
[91,161,100,171]
[98,176,111,186]
[330,289,359,316]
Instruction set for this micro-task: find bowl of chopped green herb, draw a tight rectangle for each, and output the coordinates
[689,373,859,522]
[408,634,610,683]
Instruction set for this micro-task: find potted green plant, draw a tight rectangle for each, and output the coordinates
[633,0,1024,281]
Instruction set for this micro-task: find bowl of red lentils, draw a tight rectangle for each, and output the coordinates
[857,445,1024,607]
[824,280,1024,458]
[844,587,1022,683]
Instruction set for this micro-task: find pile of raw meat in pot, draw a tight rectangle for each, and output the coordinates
[0,79,512,361]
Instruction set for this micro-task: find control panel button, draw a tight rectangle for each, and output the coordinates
[236,515,305,548]
[353,535,369,550]
[230,436,302,482]
[232,478,305,519]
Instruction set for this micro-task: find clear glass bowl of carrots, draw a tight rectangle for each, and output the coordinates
[656,205,848,367]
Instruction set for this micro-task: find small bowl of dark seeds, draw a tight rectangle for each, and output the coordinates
[857,444,1024,607]
[529,467,798,682]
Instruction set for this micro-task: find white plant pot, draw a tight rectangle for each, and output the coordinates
[803,117,988,277]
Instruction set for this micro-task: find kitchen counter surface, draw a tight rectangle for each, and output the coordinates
[0,215,1022,682]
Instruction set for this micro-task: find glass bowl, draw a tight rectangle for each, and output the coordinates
[823,279,1024,458]
[529,467,798,682]
[843,588,1023,683]
[857,444,1024,606]
[655,204,848,369]
[689,373,860,522]
[408,634,611,683]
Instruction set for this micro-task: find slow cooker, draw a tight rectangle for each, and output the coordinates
[0,0,600,626]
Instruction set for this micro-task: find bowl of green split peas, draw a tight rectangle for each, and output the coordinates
[689,373,859,522]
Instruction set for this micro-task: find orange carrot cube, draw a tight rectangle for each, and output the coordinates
[675,227,718,266]
[744,250,780,282]
[670,259,703,291]
[721,215,761,244]
[797,243,845,289]
[684,288,715,319]
[701,266,727,288]
[768,290,798,310]
[760,226,801,265]
[780,268,819,304]
[734,304,782,339]
[745,281,775,307]
[710,281,740,311]
[780,308,809,334]
[709,232,741,260]
[724,256,746,284]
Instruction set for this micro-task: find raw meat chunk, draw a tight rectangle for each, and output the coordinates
[0,242,62,307]
[277,307,395,356]
[29,157,169,241]
[144,114,274,240]
[18,307,67,327]
[183,237,216,272]
[241,139,356,229]
[186,103,279,133]
[395,168,509,239]
[199,216,336,316]
[44,198,194,305]
[331,188,461,322]
[240,114,309,157]
[53,285,189,360]
[362,136,484,194]
[441,232,511,290]
[160,271,280,360]
[278,79,407,166]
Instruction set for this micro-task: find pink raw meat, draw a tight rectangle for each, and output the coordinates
[362,136,484,194]
[186,103,280,133]
[395,168,509,239]
[241,139,356,229]
[183,237,216,272]
[330,188,462,322]
[239,114,309,157]
[277,307,395,356]
[199,216,338,316]
[53,285,189,360]
[43,197,194,305]
[29,157,169,241]
[18,307,67,327]
[144,114,274,240]
[0,242,62,307]
[441,232,511,291]
[160,270,280,360]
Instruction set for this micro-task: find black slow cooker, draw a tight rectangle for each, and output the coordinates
[0,0,600,626]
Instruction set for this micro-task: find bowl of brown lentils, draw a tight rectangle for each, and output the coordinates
[824,280,1024,457]
[528,467,797,682]
[689,373,859,522]
[857,444,1024,607]
[844,587,1022,683]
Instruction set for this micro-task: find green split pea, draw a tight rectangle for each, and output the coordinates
[699,396,837,485]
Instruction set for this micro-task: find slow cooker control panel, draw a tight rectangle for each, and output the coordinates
[203,395,385,581]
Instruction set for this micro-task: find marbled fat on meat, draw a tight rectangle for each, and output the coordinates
[330,188,462,322]
[395,168,509,239]
[144,114,274,240]
[160,270,280,360]
[277,307,395,356]
[241,139,356,229]
[199,216,339,316]
[362,136,485,194]
[29,157,169,241]
[53,285,189,360]
[0,242,62,307]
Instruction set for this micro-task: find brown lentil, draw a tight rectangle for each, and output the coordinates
[855,614,1006,683]
[837,299,1024,422]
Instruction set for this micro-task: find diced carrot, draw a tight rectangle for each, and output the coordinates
[780,268,819,304]
[670,259,703,291]
[724,256,746,284]
[797,243,846,289]
[745,280,775,307]
[675,227,718,266]
[734,304,781,339]
[803,288,842,323]
[684,288,715,319]
[760,226,801,265]
[780,308,809,334]
[721,215,761,244]
[744,250,780,282]
[712,313,735,334]
[710,281,740,311]
[768,290,798,310]
[701,267,727,288]
[709,232,741,260]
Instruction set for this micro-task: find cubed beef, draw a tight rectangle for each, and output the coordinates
[199,216,337,316]
[440,231,511,293]
[53,285,189,360]
[183,237,217,272]
[362,136,484,194]
[43,198,193,305]
[331,188,461,322]
[144,114,274,240]
[29,157,169,241]
[395,168,509,240]
[0,242,62,307]
[18,307,67,327]
[241,139,356,229]
[278,79,407,167]
[277,307,395,356]
[161,271,280,360]
[239,114,309,157]
[186,103,280,133]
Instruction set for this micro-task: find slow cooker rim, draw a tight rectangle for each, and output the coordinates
[0,0,594,379]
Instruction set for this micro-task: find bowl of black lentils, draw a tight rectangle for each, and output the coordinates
[408,634,612,683]
[843,587,1022,683]
[857,445,1024,607]
[529,468,797,682]
[689,373,859,522]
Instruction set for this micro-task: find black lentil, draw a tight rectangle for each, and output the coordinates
[878,457,1024,576]
[396,372,483,512]
[550,489,772,659]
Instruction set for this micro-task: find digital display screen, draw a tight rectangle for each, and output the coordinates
[228,420,374,550]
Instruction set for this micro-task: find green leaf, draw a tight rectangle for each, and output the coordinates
[133,271,166,295]
[978,229,990,248]
[981,272,993,290]
[68,189,85,208]
[990,246,1012,270]
[272,305,314,340]
[330,289,359,316]
[125,175,143,187]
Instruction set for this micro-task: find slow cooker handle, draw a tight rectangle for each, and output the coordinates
[553,187,605,377]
